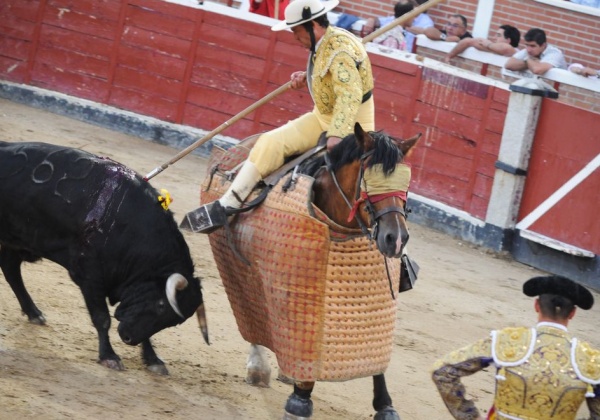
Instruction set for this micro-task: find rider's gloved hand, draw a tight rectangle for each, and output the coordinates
[290,71,307,90]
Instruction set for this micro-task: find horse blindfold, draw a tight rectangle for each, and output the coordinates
[361,163,411,195]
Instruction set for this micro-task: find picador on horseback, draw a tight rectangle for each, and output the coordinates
[182,0,375,233]
[181,0,422,418]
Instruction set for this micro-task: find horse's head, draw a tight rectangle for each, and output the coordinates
[318,123,420,258]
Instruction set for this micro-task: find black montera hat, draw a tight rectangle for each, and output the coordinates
[523,275,594,310]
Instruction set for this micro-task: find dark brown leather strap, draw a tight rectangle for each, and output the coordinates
[263,144,326,187]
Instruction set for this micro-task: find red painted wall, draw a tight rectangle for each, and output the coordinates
[0,0,510,221]
[518,100,600,254]
[383,66,508,219]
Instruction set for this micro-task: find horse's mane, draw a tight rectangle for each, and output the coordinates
[299,130,403,177]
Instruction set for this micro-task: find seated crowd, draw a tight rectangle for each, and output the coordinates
[360,2,598,81]
[246,0,598,81]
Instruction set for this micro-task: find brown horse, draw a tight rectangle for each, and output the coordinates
[308,123,420,259]
[203,123,420,419]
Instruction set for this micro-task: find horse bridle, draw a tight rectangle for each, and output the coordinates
[324,150,408,241]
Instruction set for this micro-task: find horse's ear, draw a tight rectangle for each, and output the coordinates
[354,122,374,150]
[399,132,422,158]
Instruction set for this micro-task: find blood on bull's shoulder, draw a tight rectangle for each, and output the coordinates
[0,141,208,374]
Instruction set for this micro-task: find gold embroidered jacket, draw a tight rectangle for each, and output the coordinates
[311,26,374,138]
[431,323,600,420]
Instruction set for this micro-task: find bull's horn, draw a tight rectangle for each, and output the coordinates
[166,273,188,319]
[196,304,210,345]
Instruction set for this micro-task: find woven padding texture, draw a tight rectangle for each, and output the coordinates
[201,146,400,382]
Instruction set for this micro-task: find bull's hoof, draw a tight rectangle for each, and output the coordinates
[283,393,313,419]
[27,314,46,325]
[246,367,271,388]
[374,406,400,420]
[98,358,125,371]
[147,364,169,376]
[276,372,294,385]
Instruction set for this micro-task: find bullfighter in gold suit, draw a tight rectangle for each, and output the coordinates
[185,0,375,233]
[431,275,600,420]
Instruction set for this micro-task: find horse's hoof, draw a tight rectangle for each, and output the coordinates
[374,406,400,420]
[147,363,169,375]
[98,358,125,371]
[246,344,271,387]
[283,393,313,419]
[276,372,294,385]
[246,367,271,387]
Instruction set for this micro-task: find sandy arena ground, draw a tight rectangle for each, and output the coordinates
[0,98,598,419]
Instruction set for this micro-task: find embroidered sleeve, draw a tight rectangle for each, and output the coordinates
[431,337,493,420]
[589,385,600,419]
[326,51,364,139]
[573,339,600,383]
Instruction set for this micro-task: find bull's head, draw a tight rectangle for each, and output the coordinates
[114,273,207,346]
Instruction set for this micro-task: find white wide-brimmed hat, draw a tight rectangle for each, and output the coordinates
[271,0,339,31]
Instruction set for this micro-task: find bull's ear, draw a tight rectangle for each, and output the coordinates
[354,122,374,151]
[399,132,422,159]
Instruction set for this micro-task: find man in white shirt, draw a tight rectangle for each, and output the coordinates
[570,0,600,8]
[504,27,567,76]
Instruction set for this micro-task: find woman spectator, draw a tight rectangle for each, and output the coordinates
[372,3,415,51]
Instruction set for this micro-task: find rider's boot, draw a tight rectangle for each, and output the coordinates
[180,160,262,233]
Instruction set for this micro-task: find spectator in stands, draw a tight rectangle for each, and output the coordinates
[410,13,472,42]
[504,28,567,76]
[250,0,289,19]
[443,24,520,63]
[568,63,600,78]
[362,0,434,52]
[372,3,414,50]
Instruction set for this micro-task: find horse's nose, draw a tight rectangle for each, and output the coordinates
[386,230,408,257]
[382,232,401,256]
[384,232,398,247]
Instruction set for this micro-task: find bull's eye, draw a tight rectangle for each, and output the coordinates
[157,299,166,314]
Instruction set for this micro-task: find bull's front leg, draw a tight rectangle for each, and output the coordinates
[141,339,168,375]
[78,284,124,371]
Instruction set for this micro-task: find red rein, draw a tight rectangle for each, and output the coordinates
[347,191,407,223]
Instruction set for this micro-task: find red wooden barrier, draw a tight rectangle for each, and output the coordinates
[0,0,506,224]
[518,100,600,254]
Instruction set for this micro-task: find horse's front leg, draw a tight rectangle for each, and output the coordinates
[246,344,271,387]
[373,374,400,419]
[284,381,314,419]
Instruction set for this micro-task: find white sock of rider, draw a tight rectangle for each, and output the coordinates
[218,160,262,209]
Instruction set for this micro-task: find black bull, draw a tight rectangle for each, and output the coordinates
[0,141,206,373]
